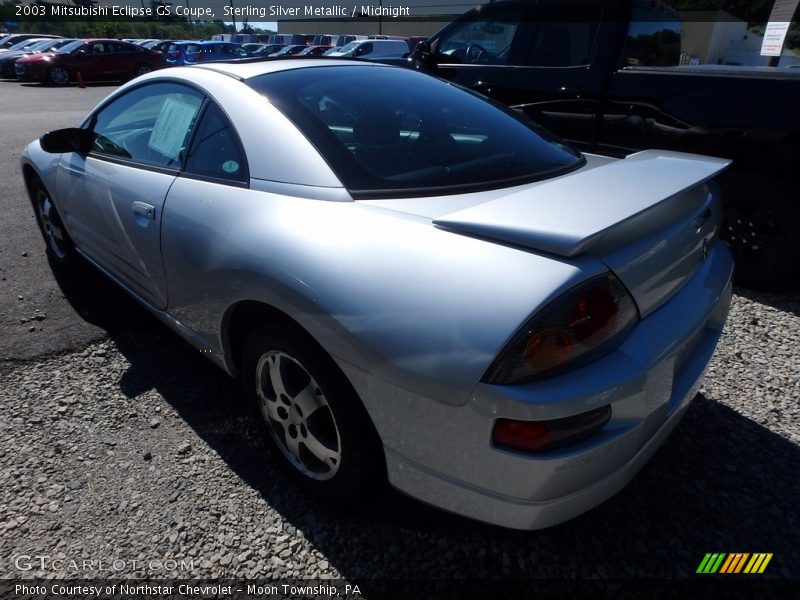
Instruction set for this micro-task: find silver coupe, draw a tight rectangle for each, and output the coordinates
[21,60,733,529]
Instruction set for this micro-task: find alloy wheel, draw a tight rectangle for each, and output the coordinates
[254,350,342,480]
[49,66,69,86]
[36,189,68,260]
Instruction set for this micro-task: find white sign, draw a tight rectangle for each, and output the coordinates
[761,0,800,56]
[148,97,200,160]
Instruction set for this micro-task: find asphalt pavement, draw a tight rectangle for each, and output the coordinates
[0,82,154,361]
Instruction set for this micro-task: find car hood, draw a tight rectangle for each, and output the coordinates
[0,50,28,61]
[17,53,51,63]
[361,150,731,317]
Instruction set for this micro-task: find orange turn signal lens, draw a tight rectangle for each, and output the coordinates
[524,329,572,371]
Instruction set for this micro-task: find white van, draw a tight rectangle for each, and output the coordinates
[326,39,409,59]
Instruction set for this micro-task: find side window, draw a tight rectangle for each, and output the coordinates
[354,43,372,57]
[90,83,204,168]
[520,20,600,67]
[184,103,248,184]
[623,6,681,67]
[435,6,523,65]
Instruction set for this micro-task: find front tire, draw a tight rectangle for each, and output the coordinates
[241,326,384,502]
[48,66,70,86]
[30,176,77,269]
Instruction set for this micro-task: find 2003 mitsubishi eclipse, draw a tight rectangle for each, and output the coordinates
[21,60,733,529]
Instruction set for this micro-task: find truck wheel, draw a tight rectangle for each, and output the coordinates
[721,174,799,292]
[241,325,385,503]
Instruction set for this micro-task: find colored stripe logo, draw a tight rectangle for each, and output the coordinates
[696,553,773,574]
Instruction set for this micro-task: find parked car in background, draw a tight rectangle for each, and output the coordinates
[242,43,264,55]
[269,45,309,58]
[23,60,732,530]
[295,45,333,57]
[251,44,287,57]
[411,0,800,290]
[327,39,410,59]
[166,41,199,66]
[15,39,165,85]
[0,37,55,75]
[0,33,61,51]
[0,38,74,79]
[143,40,175,54]
[312,34,342,47]
[184,42,247,64]
[268,34,315,46]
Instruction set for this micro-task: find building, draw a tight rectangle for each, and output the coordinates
[682,10,798,66]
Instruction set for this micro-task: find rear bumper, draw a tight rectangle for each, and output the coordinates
[382,243,733,529]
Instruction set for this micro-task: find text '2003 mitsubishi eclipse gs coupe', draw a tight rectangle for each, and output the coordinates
[22,60,732,529]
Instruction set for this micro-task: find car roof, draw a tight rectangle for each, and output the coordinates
[82,38,131,43]
[190,58,390,80]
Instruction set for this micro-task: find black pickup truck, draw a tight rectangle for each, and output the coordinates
[410,0,800,290]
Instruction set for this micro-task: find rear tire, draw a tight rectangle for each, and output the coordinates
[48,66,70,86]
[241,326,385,503]
[30,176,77,269]
[720,173,799,291]
[134,63,153,77]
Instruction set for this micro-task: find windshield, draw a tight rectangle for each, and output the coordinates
[55,40,84,54]
[9,38,43,51]
[247,66,583,198]
[26,39,54,51]
[336,42,360,53]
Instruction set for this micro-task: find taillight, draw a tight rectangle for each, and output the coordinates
[483,273,638,384]
[492,406,612,453]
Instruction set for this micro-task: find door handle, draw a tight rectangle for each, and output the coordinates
[132,201,155,220]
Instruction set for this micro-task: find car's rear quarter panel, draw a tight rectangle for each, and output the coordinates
[160,177,603,406]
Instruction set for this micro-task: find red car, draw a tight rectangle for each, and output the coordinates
[15,38,165,86]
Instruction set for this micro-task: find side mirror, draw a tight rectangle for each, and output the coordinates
[412,40,437,70]
[40,128,93,154]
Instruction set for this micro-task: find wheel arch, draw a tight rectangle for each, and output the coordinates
[223,299,387,470]
[223,300,336,380]
[21,163,44,208]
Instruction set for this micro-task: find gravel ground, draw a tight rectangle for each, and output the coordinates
[0,288,798,585]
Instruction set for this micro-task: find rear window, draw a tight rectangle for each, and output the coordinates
[246,66,583,198]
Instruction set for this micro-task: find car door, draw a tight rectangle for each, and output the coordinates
[87,42,116,81]
[160,101,250,336]
[63,42,95,81]
[499,3,609,152]
[55,82,205,309]
[427,3,526,104]
[111,42,141,78]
